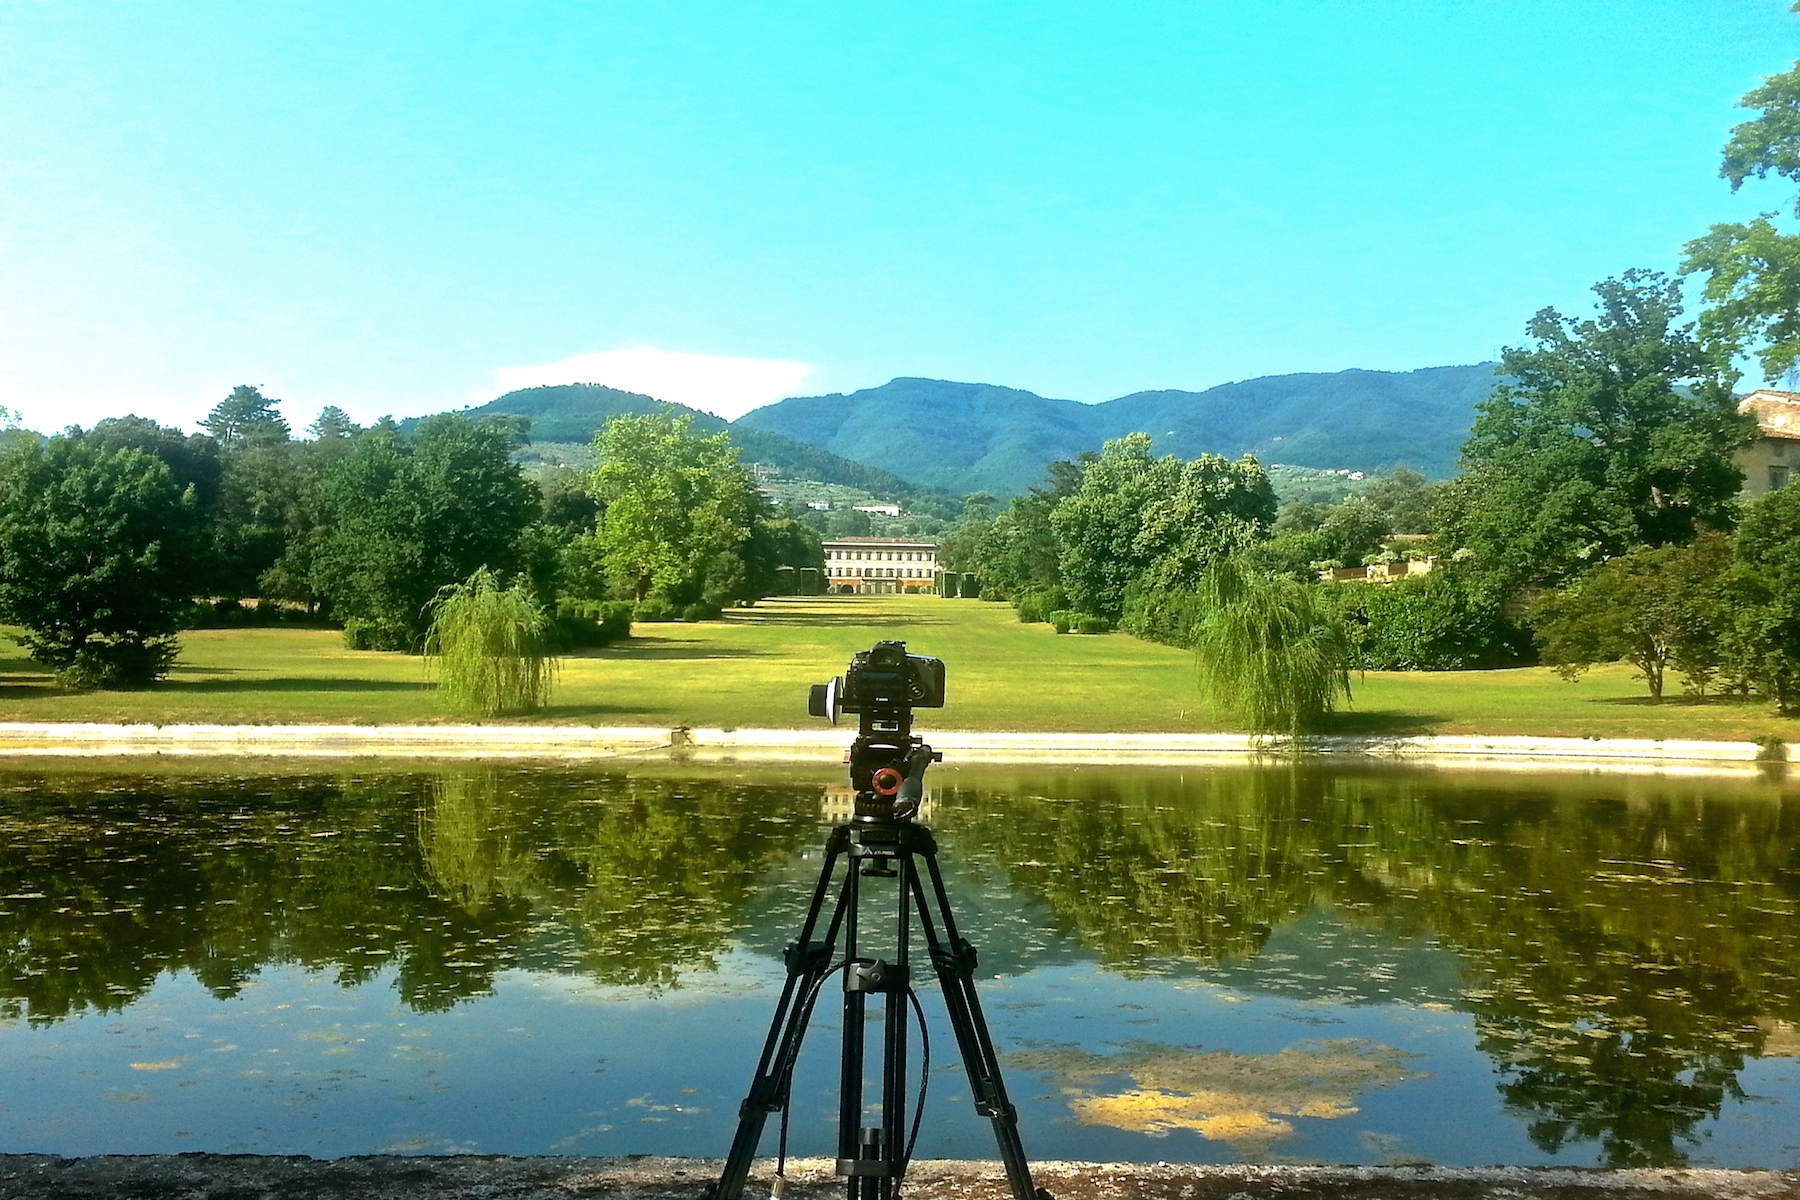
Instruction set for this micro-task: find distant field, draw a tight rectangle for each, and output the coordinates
[0,595,1796,741]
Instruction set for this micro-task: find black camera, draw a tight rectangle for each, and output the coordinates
[809,640,945,723]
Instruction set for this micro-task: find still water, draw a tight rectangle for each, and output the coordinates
[1,762,1797,1168]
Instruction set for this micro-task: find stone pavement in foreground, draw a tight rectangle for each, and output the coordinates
[0,1157,1795,1200]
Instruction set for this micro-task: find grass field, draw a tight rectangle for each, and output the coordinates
[0,594,1796,741]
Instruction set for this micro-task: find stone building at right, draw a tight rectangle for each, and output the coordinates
[1737,389,1800,498]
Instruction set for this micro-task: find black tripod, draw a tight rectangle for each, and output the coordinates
[710,702,1047,1200]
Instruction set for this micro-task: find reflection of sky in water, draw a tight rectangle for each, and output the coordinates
[5,934,1796,1166]
[2,763,1800,1165]
[0,947,1456,1160]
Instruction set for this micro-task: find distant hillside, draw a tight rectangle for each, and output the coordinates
[420,384,927,498]
[736,365,1497,495]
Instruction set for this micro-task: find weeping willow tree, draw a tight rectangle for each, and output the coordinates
[424,568,559,716]
[1194,557,1351,735]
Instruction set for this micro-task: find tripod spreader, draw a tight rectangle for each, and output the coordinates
[709,803,1049,1200]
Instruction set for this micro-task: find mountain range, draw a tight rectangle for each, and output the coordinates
[448,363,1499,498]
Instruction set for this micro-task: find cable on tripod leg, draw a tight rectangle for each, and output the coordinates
[774,961,850,1196]
[895,984,931,1195]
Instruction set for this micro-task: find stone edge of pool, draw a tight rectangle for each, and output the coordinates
[0,722,1782,776]
[0,1156,1796,1200]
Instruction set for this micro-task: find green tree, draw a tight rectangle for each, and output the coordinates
[1726,482,1800,710]
[1360,467,1441,535]
[1052,434,1275,620]
[212,440,309,599]
[0,436,204,686]
[972,456,1090,600]
[308,405,360,442]
[82,416,224,511]
[591,412,761,603]
[311,416,538,649]
[202,385,291,447]
[1193,557,1351,735]
[933,492,997,572]
[1441,272,1748,592]
[424,568,559,716]
[1316,495,1391,566]
[1531,537,1732,700]
[1683,58,1800,380]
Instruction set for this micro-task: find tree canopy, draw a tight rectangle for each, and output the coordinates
[310,415,538,650]
[202,385,291,447]
[591,412,762,605]
[1683,58,1800,380]
[1440,271,1748,591]
[1051,434,1275,620]
[0,435,205,686]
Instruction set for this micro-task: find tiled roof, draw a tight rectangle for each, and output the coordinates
[1741,391,1800,440]
[821,537,939,547]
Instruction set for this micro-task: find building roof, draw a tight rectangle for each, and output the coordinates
[1740,390,1800,441]
[821,537,939,548]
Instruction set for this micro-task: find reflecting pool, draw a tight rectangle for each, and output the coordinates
[1,762,1798,1168]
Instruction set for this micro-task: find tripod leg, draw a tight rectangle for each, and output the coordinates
[908,843,1044,1200]
[837,858,867,1199]
[880,853,912,1195]
[713,828,853,1200]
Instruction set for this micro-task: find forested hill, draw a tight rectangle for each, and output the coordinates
[438,365,1498,499]
[427,383,927,497]
[735,364,1498,495]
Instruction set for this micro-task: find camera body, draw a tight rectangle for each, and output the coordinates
[809,640,945,721]
[809,640,945,820]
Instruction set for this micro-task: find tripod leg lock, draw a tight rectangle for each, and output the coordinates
[973,1095,1017,1121]
[931,937,980,976]
[739,1076,786,1117]
[845,958,908,993]
[783,939,832,976]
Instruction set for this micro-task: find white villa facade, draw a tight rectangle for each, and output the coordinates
[823,537,940,594]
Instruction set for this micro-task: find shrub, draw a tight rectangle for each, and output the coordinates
[1120,584,1206,649]
[58,639,180,690]
[1019,586,1069,622]
[343,617,415,652]
[681,601,722,622]
[1323,568,1530,671]
[1075,615,1110,635]
[633,598,676,622]
[1050,610,1074,634]
[551,599,635,649]
[597,601,634,641]
[188,598,312,630]
[424,568,559,717]
[959,573,983,599]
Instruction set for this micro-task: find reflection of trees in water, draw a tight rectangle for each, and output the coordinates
[937,767,1800,1167]
[942,768,1326,970]
[6,764,1800,1164]
[0,769,819,1023]
[1325,775,1800,1167]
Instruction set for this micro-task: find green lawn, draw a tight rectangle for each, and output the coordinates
[0,594,1794,741]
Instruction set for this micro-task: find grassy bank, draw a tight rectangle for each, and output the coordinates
[0,594,1795,741]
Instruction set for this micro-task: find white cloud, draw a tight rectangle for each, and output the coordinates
[478,346,817,421]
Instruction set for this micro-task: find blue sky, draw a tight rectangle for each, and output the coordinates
[2,1,1796,432]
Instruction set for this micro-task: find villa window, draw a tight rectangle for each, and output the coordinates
[1774,466,1791,491]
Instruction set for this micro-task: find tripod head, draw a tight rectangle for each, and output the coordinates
[809,640,944,821]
